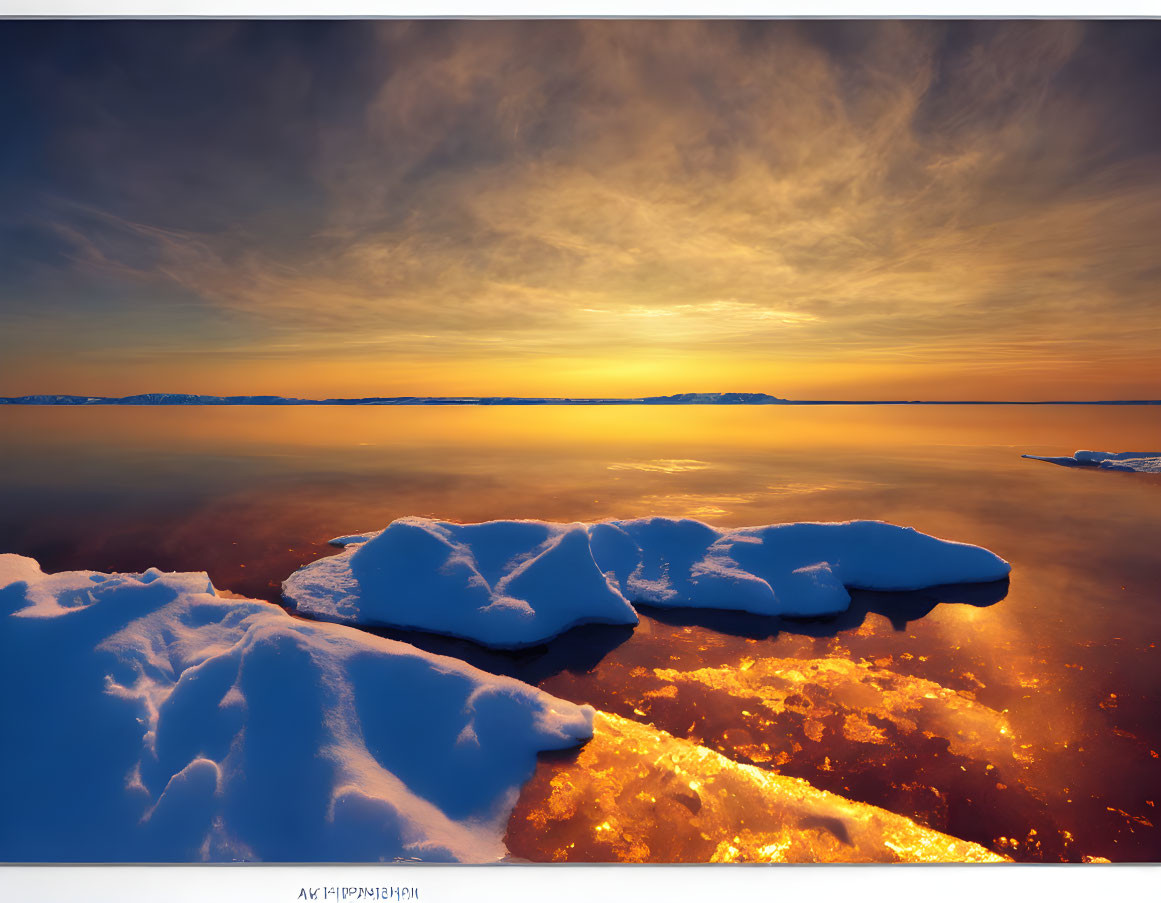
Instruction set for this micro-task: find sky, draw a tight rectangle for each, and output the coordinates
[1,20,1160,400]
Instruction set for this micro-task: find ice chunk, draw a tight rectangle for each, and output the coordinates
[0,554,593,862]
[1022,450,1161,473]
[284,517,1011,647]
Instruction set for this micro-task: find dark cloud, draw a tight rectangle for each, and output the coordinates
[1,20,1159,394]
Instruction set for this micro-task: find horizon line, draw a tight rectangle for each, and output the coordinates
[2,392,1160,407]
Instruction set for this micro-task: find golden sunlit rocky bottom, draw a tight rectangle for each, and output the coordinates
[506,712,1008,863]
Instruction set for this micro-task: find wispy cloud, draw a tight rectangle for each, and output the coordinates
[607,459,714,473]
[2,21,1160,395]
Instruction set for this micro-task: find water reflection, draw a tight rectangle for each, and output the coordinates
[2,404,1159,861]
[302,581,1007,688]
[531,600,1160,862]
[339,620,639,688]
[505,712,1008,863]
[641,579,1011,639]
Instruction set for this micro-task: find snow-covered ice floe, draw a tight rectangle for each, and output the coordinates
[283,517,1011,648]
[0,555,593,862]
[1021,450,1161,473]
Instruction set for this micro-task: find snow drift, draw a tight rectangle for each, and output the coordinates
[0,555,593,863]
[1021,450,1161,473]
[283,517,1011,648]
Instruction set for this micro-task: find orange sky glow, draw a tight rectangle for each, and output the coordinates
[2,21,1160,400]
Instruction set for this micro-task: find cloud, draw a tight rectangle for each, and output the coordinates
[2,21,1160,392]
[607,459,714,474]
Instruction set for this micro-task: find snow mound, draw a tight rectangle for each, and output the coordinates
[1022,450,1161,473]
[283,517,1011,648]
[0,554,593,863]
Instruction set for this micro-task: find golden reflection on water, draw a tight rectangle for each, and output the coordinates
[652,655,1027,766]
[529,599,1161,862]
[4,402,1159,456]
[3,403,1159,861]
[506,712,1008,863]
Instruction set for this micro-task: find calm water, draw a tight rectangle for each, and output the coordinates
[2,405,1159,861]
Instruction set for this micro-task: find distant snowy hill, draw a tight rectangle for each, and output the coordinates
[0,393,308,405]
[0,392,789,406]
[2,392,1157,405]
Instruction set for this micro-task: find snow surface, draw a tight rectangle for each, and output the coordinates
[1022,450,1161,473]
[283,517,1011,648]
[0,554,593,862]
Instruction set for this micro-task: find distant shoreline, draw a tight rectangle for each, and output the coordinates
[2,393,1159,407]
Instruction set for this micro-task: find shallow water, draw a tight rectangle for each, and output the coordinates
[1,404,1159,861]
